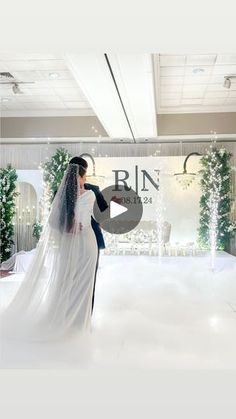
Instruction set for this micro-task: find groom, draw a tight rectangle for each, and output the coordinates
[69,156,108,314]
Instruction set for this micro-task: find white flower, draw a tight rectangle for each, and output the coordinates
[219,148,226,157]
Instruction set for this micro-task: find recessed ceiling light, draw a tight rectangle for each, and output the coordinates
[49,72,59,79]
[192,68,205,74]
[1,97,10,102]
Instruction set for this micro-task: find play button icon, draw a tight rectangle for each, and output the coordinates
[93,184,143,234]
[110,200,128,219]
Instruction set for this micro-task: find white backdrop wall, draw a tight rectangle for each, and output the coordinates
[96,156,201,243]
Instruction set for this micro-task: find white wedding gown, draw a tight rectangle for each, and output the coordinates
[0,189,98,342]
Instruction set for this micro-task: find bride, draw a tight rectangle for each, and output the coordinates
[1,162,98,341]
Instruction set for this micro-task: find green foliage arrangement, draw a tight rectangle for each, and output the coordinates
[43,147,71,204]
[198,146,236,250]
[32,222,43,241]
[0,165,19,262]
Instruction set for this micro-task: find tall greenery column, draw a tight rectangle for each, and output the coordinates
[0,165,19,262]
[39,147,71,225]
[43,147,71,205]
[198,146,236,251]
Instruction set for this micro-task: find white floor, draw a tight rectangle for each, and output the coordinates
[1,252,236,369]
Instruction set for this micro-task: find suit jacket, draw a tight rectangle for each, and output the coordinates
[84,183,108,249]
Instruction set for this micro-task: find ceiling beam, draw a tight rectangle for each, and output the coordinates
[105,53,157,138]
[65,54,131,138]
[65,53,157,139]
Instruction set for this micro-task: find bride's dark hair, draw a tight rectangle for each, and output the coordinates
[59,161,87,233]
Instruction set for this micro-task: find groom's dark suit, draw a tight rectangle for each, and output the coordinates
[84,183,108,313]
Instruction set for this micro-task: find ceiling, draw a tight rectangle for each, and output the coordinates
[154,54,236,114]
[1,53,236,140]
[0,54,94,115]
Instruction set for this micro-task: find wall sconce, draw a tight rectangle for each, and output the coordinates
[174,152,201,190]
[79,153,105,185]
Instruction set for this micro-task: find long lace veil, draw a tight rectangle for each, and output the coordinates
[0,163,86,341]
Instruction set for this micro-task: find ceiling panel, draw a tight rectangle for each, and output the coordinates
[16,95,62,103]
[182,84,206,92]
[206,83,227,92]
[161,92,181,99]
[209,75,227,84]
[226,97,236,105]
[23,102,66,110]
[184,75,210,85]
[160,67,185,77]
[161,99,180,107]
[0,102,25,110]
[155,53,236,113]
[161,76,184,85]
[161,84,183,93]
[203,98,225,105]
[212,65,236,75]
[182,91,206,99]
[181,98,202,105]
[64,101,90,109]
[216,55,236,64]
[160,55,186,67]
[186,55,216,66]
[205,91,228,98]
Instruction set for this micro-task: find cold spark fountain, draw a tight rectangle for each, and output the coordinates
[155,167,165,262]
[209,191,219,272]
[208,159,221,272]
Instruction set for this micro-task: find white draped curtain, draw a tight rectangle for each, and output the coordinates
[1,140,235,255]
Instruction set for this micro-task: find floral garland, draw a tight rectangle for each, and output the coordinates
[0,165,19,262]
[198,146,236,250]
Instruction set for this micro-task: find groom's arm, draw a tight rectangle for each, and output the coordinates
[96,187,108,212]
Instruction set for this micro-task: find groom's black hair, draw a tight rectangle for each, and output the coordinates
[69,156,88,169]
